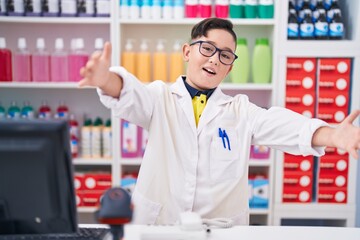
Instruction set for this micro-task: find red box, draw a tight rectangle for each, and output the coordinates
[283,171,313,188]
[283,187,312,203]
[76,193,83,207]
[317,107,348,123]
[318,172,347,188]
[285,105,315,118]
[287,58,317,76]
[286,90,316,109]
[74,173,85,191]
[317,187,347,203]
[83,173,112,191]
[81,191,104,207]
[286,75,316,91]
[324,147,348,157]
[283,155,313,173]
[318,58,351,76]
[318,91,349,109]
[318,75,350,92]
[319,156,349,174]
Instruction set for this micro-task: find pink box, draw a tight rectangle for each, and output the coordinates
[250,145,270,159]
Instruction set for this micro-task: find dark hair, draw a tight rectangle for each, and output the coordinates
[191,18,237,43]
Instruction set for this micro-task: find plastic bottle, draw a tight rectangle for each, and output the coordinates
[121,39,137,76]
[287,8,299,39]
[229,0,244,18]
[7,101,21,119]
[324,0,332,10]
[185,0,198,18]
[81,118,92,158]
[230,38,249,84]
[32,38,50,82]
[14,38,32,82]
[327,0,340,23]
[129,0,140,19]
[24,0,42,16]
[96,0,110,17]
[169,40,184,82]
[141,0,151,18]
[69,113,79,138]
[199,0,212,18]
[42,0,61,17]
[78,0,96,17]
[55,100,69,119]
[312,0,325,22]
[0,37,12,82]
[151,0,162,18]
[0,102,5,119]
[244,0,257,18]
[136,40,151,82]
[7,0,25,16]
[153,39,168,82]
[91,117,103,158]
[60,0,78,16]
[38,100,52,119]
[314,10,329,39]
[94,37,104,51]
[68,38,89,82]
[252,38,271,84]
[120,0,130,18]
[329,11,344,40]
[121,119,140,158]
[258,0,274,19]
[20,101,35,119]
[215,0,229,18]
[163,0,173,19]
[173,0,184,18]
[0,0,7,15]
[51,38,69,82]
[299,12,314,39]
[298,0,311,23]
[102,118,112,159]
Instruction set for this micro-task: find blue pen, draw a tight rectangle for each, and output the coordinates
[223,130,231,151]
[218,128,226,149]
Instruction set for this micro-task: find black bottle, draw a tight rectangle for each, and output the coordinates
[327,0,341,23]
[314,11,329,39]
[299,0,312,23]
[329,11,344,40]
[300,12,314,40]
[312,0,326,22]
[288,9,299,40]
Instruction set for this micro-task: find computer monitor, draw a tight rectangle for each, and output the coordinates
[0,119,77,234]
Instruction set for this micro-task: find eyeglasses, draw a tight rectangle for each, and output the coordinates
[190,40,238,65]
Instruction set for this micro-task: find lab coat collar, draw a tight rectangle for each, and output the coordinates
[171,76,234,133]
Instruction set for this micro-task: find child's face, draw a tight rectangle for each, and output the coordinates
[183,29,235,91]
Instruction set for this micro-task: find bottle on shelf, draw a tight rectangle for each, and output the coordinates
[244,0,257,18]
[199,0,212,18]
[136,40,151,83]
[69,114,79,158]
[229,0,245,18]
[102,118,112,159]
[129,0,140,19]
[252,38,271,84]
[314,10,329,39]
[312,0,326,22]
[60,0,78,17]
[121,119,140,158]
[287,8,299,40]
[7,101,21,120]
[323,0,332,10]
[185,0,198,18]
[173,0,184,18]
[0,37,13,82]
[153,39,168,82]
[326,0,341,23]
[68,38,89,82]
[81,117,93,158]
[94,38,104,51]
[55,100,69,119]
[38,100,52,120]
[0,102,5,119]
[42,0,61,17]
[121,39,137,76]
[78,0,96,17]
[299,12,314,39]
[169,40,184,83]
[14,37,32,82]
[163,0,173,19]
[0,0,7,15]
[230,38,249,84]
[120,0,130,18]
[141,0,151,18]
[20,101,35,119]
[7,0,25,16]
[96,0,111,17]
[258,0,274,19]
[329,11,344,40]
[151,0,162,18]
[25,0,42,16]
[215,0,229,18]
[298,0,312,23]
[32,38,51,82]
[51,38,69,82]
[92,117,103,158]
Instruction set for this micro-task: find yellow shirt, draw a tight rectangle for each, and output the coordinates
[192,94,207,126]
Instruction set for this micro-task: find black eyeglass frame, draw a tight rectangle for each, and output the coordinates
[190,40,238,65]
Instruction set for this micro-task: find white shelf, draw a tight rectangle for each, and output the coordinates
[0,16,110,24]
[73,158,113,165]
[0,82,95,89]
[77,207,98,213]
[121,158,143,166]
[249,209,270,215]
[249,160,271,167]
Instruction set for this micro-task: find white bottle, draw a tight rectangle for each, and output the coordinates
[174,0,184,18]
[129,0,140,19]
[141,0,152,18]
[51,38,69,82]
[94,37,104,51]
[162,0,173,19]
[81,118,92,158]
[120,0,129,18]
[102,119,112,159]
[151,0,162,18]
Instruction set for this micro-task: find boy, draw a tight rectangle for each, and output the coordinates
[79,18,360,225]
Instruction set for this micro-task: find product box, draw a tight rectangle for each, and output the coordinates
[286,89,316,109]
[317,187,347,203]
[318,156,348,174]
[287,58,317,76]
[286,75,316,91]
[248,178,254,207]
[283,171,313,188]
[318,172,347,188]
[318,75,350,92]
[250,145,270,160]
[74,173,85,191]
[83,173,112,191]
[283,155,313,173]
[251,177,269,208]
[317,107,348,123]
[282,187,312,203]
[318,91,349,109]
[318,58,351,77]
[78,190,105,207]
[121,119,141,158]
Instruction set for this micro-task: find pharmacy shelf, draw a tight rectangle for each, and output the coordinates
[73,158,113,166]
[77,207,98,213]
[0,16,110,24]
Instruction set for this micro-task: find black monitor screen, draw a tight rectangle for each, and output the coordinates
[0,120,77,234]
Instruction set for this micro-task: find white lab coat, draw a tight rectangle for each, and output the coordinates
[97,66,328,225]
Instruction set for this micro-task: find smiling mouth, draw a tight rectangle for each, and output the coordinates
[203,67,216,75]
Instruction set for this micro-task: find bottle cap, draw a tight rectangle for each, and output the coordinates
[105,119,111,127]
[255,38,269,45]
[140,40,149,51]
[84,118,93,126]
[18,38,27,49]
[95,38,104,50]
[0,38,6,48]
[36,38,45,49]
[237,38,247,45]
[156,39,165,51]
[125,39,134,51]
[94,117,104,126]
[173,40,182,51]
[76,38,85,50]
[55,38,64,50]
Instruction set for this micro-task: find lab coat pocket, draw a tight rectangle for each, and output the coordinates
[131,190,162,225]
[210,130,240,182]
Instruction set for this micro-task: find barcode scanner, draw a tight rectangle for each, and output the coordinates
[95,187,133,240]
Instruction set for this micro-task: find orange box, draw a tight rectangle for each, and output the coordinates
[318,172,347,188]
[317,187,347,203]
[287,58,317,76]
[319,156,349,174]
[318,58,351,76]
[318,75,350,92]
[83,173,112,191]
[283,171,313,188]
[283,187,312,203]
[283,155,313,173]
[317,107,348,123]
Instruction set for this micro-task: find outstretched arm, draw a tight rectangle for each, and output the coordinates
[312,110,360,159]
[78,42,123,98]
